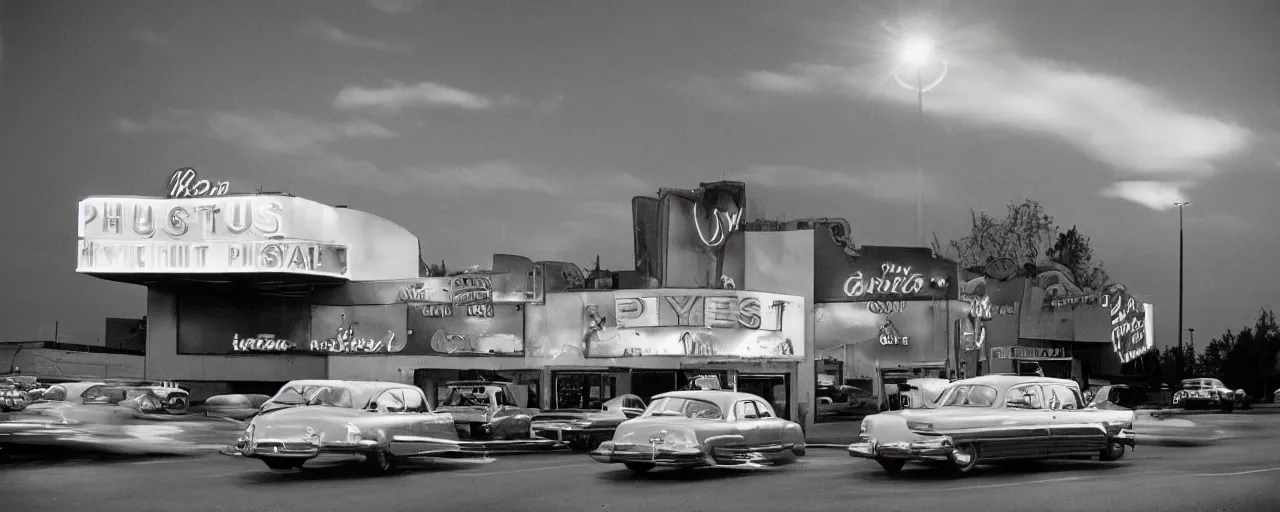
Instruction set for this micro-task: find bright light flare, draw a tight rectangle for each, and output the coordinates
[900,37,936,68]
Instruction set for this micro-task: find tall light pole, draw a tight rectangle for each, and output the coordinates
[1175,201,1190,381]
[894,37,948,247]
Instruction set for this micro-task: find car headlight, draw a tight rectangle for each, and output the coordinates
[859,422,870,434]
[906,421,934,433]
[345,423,363,443]
[241,424,255,443]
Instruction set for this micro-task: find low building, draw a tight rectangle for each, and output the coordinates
[1,341,144,381]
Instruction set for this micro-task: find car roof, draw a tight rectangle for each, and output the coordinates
[948,374,1079,389]
[278,380,420,407]
[651,390,766,411]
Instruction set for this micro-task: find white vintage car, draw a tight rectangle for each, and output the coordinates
[849,375,1137,476]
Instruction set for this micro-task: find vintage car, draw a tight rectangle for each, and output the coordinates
[530,394,646,450]
[590,390,806,473]
[435,381,539,441]
[78,384,190,416]
[231,379,538,474]
[1172,378,1238,412]
[848,375,1137,476]
[1,379,28,412]
[203,394,272,420]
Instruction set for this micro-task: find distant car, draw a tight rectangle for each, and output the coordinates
[435,381,540,441]
[848,375,1137,476]
[590,390,806,473]
[1,379,28,412]
[233,380,488,474]
[1173,378,1237,412]
[531,394,646,450]
[203,394,272,420]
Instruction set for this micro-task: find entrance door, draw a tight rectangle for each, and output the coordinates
[551,372,617,410]
[737,374,790,420]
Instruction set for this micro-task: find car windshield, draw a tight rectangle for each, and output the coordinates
[82,386,131,403]
[265,385,355,409]
[643,397,724,419]
[40,385,68,401]
[939,384,999,407]
[442,386,516,407]
[1182,379,1221,390]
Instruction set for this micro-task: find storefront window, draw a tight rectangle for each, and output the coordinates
[553,373,616,410]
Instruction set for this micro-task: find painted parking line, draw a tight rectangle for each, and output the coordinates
[1183,466,1280,477]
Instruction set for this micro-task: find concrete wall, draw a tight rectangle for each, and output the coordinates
[0,345,143,380]
[743,229,816,432]
[145,287,329,382]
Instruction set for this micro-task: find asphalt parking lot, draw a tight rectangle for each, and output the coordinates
[4,413,1278,512]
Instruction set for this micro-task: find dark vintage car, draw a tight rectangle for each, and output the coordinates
[232,379,491,474]
[1173,378,1240,412]
[435,381,540,441]
[849,375,1137,476]
[530,394,646,450]
[590,390,807,473]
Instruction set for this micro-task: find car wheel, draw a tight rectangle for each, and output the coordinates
[624,462,655,473]
[1098,442,1126,462]
[948,444,980,475]
[1222,402,1234,413]
[364,451,396,474]
[876,458,906,474]
[792,445,806,457]
[261,457,303,471]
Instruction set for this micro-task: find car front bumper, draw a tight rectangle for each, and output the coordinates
[590,441,709,467]
[532,425,614,443]
[240,438,382,459]
[848,435,956,462]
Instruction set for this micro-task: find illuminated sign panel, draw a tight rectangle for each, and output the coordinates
[76,195,349,278]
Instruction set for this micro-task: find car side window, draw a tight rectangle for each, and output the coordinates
[401,389,429,413]
[753,401,774,418]
[627,398,644,409]
[734,401,760,420]
[1052,385,1081,410]
[372,390,407,413]
[1007,384,1044,409]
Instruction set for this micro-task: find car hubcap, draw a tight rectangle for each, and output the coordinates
[953,447,974,466]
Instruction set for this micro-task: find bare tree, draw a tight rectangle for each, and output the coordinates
[944,200,1060,269]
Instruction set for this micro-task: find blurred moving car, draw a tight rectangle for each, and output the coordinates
[232,379,503,474]
[848,375,1137,477]
[590,389,806,473]
[435,381,539,441]
[203,394,271,420]
[78,384,190,416]
[1172,378,1239,412]
[531,394,645,450]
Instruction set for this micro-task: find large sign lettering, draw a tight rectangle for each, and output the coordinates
[309,306,407,355]
[1104,290,1153,364]
[878,320,908,346]
[80,197,284,240]
[231,333,295,352]
[583,291,803,359]
[77,240,348,277]
[842,263,928,299]
[613,295,784,331]
[167,167,230,198]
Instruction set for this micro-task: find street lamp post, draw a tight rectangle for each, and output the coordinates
[895,38,948,247]
[1175,201,1190,381]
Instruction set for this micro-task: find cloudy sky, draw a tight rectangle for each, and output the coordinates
[1,0,1277,351]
